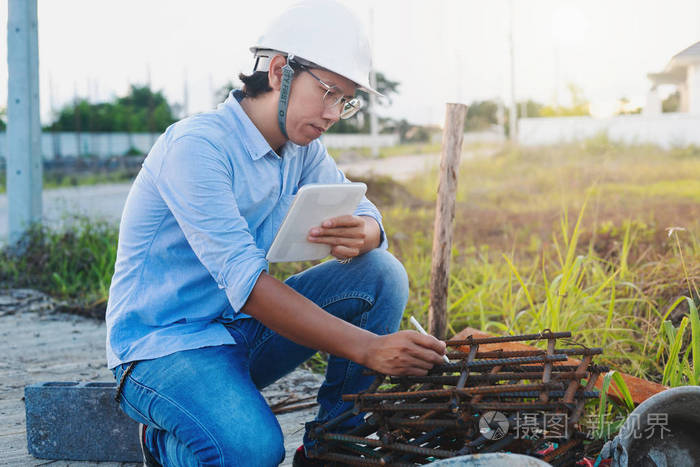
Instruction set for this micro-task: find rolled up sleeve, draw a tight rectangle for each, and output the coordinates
[154,136,268,314]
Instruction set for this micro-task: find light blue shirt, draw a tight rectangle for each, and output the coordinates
[106,91,386,369]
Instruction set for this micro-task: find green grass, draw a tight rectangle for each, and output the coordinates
[0,217,118,316]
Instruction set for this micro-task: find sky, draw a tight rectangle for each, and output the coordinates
[1,0,700,125]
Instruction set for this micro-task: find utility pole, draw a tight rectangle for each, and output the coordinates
[368,7,379,158]
[508,0,518,142]
[7,0,42,245]
[183,68,190,118]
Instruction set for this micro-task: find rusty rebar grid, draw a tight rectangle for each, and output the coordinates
[309,329,602,466]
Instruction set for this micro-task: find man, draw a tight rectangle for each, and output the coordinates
[107,1,446,465]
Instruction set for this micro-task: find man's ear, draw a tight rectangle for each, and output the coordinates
[268,54,287,91]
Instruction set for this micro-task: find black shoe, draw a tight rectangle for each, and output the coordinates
[139,423,162,467]
[292,445,327,467]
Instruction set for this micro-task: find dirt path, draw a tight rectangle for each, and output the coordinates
[337,152,441,182]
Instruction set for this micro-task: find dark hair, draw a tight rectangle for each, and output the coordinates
[238,60,303,98]
[238,71,272,98]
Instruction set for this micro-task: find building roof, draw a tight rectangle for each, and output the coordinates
[673,40,700,60]
[648,40,700,84]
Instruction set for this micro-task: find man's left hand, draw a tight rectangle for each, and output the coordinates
[307,215,379,260]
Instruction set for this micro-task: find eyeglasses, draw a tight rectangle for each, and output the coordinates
[300,66,362,119]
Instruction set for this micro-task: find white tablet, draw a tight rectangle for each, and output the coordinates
[266,183,367,263]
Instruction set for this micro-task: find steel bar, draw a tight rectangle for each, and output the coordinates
[455,344,477,390]
[319,432,457,458]
[479,433,517,453]
[468,401,575,411]
[312,409,355,437]
[447,349,546,359]
[430,354,568,372]
[478,391,600,403]
[271,401,318,414]
[312,450,389,466]
[563,355,593,404]
[540,337,556,403]
[447,331,571,346]
[499,364,593,372]
[390,370,587,385]
[384,428,446,464]
[477,390,599,399]
[356,402,453,412]
[555,348,603,356]
[364,362,607,377]
[471,364,504,405]
[387,417,466,429]
[572,370,601,425]
[343,383,557,401]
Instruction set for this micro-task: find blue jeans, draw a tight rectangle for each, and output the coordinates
[112,249,408,466]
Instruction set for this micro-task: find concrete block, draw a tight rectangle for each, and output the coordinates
[25,381,141,462]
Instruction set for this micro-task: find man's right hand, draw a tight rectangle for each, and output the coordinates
[362,330,447,376]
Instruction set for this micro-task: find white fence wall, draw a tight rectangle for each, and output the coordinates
[0,132,400,160]
[0,132,160,160]
[519,114,700,148]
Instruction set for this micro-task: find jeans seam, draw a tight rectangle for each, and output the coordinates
[120,390,151,424]
[126,373,227,466]
[320,309,371,423]
[319,292,375,310]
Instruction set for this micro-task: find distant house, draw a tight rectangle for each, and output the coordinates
[646,41,700,115]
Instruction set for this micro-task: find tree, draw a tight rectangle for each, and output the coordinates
[464,100,499,131]
[540,83,590,117]
[216,80,239,104]
[518,100,543,118]
[381,118,432,143]
[662,91,680,113]
[47,85,177,133]
[327,72,399,134]
[0,107,6,131]
[615,96,642,115]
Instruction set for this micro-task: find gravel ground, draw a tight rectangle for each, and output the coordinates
[0,289,323,466]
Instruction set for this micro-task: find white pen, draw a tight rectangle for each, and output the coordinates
[409,316,450,363]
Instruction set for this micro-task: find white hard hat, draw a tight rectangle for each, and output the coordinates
[251,0,381,96]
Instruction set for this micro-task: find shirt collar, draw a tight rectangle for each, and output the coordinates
[224,90,303,161]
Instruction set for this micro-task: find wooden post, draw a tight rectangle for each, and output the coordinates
[429,103,467,339]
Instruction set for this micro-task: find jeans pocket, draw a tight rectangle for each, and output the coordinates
[224,319,253,349]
